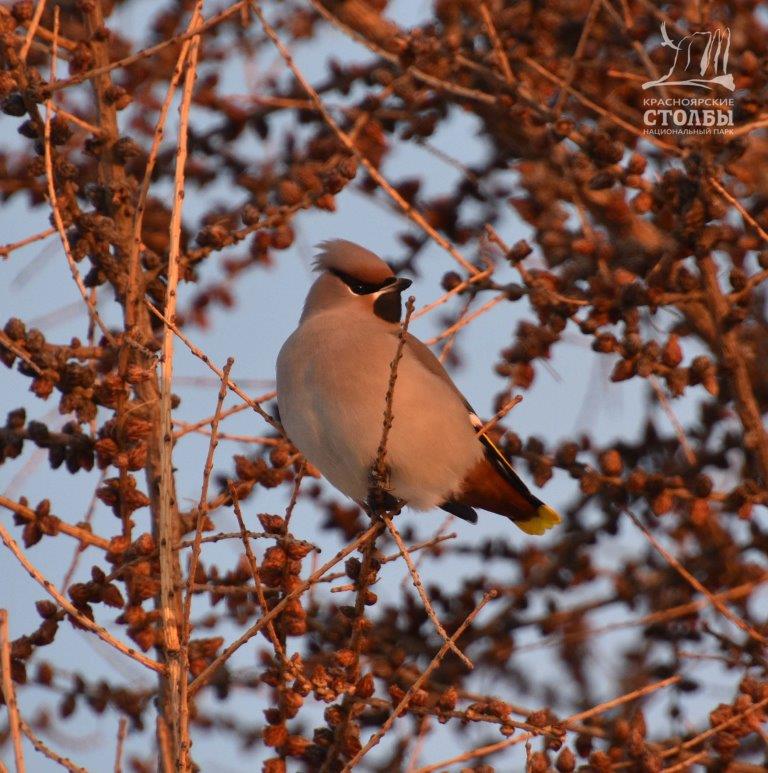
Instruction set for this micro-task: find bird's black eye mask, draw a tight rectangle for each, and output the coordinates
[330,269,397,295]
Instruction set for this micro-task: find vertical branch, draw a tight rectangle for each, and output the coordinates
[229,483,286,658]
[178,357,233,770]
[157,5,203,769]
[0,610,25,773]
[156,716,173,773]
[128,14,203,341]
[43,9,115,347]
[322,297,418,771]
[114,718,127,773]
[371,296,416,496]
[698,255,768,482]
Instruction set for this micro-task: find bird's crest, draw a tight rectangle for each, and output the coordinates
[314,240,394,283]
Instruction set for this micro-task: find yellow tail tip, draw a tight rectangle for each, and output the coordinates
[516,504,561,536]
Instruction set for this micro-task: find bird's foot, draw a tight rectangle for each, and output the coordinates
[366,487,403,516]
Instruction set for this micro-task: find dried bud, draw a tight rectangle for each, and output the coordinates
[598,449,623,476]
[354,673,374,698]
[556,747,576,772]
[258,513,285,534]
[263,723,288,748]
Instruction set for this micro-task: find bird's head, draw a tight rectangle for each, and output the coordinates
[301,240,412,324]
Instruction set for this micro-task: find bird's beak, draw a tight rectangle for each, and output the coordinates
[383,277,412,293]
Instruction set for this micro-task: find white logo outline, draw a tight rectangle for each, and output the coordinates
[642,22,735,92]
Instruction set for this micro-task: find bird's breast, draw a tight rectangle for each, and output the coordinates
[276,314,482,509]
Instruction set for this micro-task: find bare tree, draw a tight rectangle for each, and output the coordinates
[1,0,767,771]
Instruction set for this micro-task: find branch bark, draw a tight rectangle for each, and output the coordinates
[156,5,203,769]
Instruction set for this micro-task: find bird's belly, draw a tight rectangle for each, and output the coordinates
[276,324,481,510]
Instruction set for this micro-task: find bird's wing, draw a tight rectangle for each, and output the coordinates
[404,333,560,535]
[404,333,474,411]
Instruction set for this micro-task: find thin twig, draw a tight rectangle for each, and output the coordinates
[178,530,275,551]
[0,227,56,259]
[0,521,163,673]
[0,330,44,376]
[19,0,47,62]
[178,356,232,770]
[330,532,458,591]
[520,54,680,154]
[188,521,385,697]
[342,590,498,771]
[412,266,494,320]
[485,224,588,307]
[553,0,602,114]
[382,513,472,668]
[0,609,25,773]
[51,107,102,135]
[731,113,768,137]
[308,0,496,106]
[127,11,201,341]
[413,676,681,772]
[229,483,285,658]
[48,1,247,94]
[731,266,768,301]
[425,293,506,345]
[405,716,431,772]
[19,717,86,772]
[399,514,455,590]
[43,10,116,348]
[658,696,768,765]
[661,750,710,772]
[145,300,282,433]
[626,509,767,646]
[251,0,479,276]
[16,20,78,53]
[437,293,475,364]
[477,395,524,438]
[176,428,279,445]
[649,376,696,465]
[0,495,109,551]
[114,718,128,773]
[60,477,103,592]
[279,449,305,527]
[172,396,273,439]
[382,531,457,566]
[512,576,765,654]
[479,2,515,84]
[709,176,768,244]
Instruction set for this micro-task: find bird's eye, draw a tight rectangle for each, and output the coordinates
[330,269,384,295]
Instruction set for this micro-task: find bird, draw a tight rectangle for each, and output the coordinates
[276,240,560,535]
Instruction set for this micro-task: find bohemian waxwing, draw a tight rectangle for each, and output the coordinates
[276,240,560,535]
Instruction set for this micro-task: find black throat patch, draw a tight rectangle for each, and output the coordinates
[373,290,403,323]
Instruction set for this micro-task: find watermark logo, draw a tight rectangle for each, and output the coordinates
[641,22,735,136]
[642,23,734,92]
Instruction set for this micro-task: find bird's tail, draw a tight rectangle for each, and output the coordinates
[456,434,561,534]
